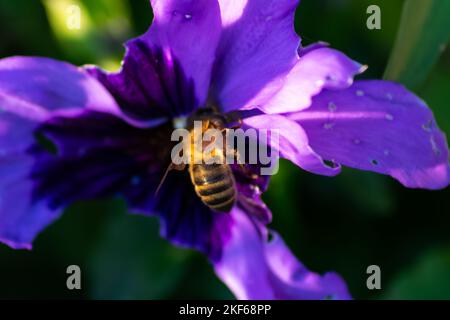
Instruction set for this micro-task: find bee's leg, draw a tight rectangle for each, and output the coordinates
[220,119,242,134]
[223,112,243,130]
[227,146,259,180]
[221,117,242,131]
[235,118,243,128]
[238,163,259,180]
[155,162,186,196]
[229,119,242,130]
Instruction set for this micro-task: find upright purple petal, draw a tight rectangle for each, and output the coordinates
[213,207,351,300]
[0,56,120,249]
[214,2,362,115]
[289,80,450,189]
[257,48,364,114]
[214,0,300,111]
[87,0,222,123]
[149,0,222,104]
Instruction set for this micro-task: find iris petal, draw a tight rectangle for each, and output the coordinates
[32,111,171,209]
[87,0,222,123]
[0,57,119,249]
[243,114,341,176]
[134,169,231,260]
[258,47,364,114]
[289,80,450,189]
[213,207,351,300]
[214,0,301,112]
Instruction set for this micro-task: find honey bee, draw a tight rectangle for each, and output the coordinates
[157,109,243,213]
[187,112,237,213]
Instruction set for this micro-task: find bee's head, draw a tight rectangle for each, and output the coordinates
[187,108,227,130]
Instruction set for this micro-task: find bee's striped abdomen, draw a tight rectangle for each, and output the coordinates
[190,164,236,213]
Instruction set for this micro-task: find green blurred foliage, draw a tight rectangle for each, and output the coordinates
[88,202,192,299]
[384,247,450,299]
[41,0,132,69]
[0,0,449,300]
[384,0,450,88]
[88,201,232,299]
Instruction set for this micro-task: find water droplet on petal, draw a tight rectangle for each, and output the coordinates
[265,15,273,22]
[325,74,336,82]
[386,93,393,101]
[353,139,361,145]
[356,90,365,97]
[328,102,337,112]
[430,136,442,156]
[384,149,390,156]
[315,79,325,87]
[323,122,334,130]
[184,14,192,20]
[371,159,379,166]
[422,120,433,132]
[385,114,394,121]
[323,160,339,169]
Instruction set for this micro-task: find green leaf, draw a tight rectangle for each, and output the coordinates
[384,247,450,299]
[88,205,193,299]
[384,0,450,88]
[418,68,450,135]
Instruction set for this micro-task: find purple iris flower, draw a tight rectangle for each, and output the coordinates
[0,0,449,300]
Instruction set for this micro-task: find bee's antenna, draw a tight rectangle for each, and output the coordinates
[155,164,173,196]
[155,163,186,196]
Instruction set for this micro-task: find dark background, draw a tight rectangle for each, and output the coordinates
[0,0,449,299]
